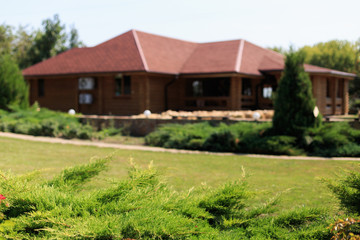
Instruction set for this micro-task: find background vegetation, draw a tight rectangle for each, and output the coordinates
[145,121,360,157]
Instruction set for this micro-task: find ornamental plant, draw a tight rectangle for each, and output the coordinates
[272,49,321,138]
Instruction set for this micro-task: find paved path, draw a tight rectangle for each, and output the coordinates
[1,131,360,161]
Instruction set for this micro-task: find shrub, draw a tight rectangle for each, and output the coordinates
[203,130,236,152]
[325,165,360,214]
[0,157,332,239]
[308,123,360,157]
[238,134,303,155]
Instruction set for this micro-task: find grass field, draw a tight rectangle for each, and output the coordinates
[0,136,358,211]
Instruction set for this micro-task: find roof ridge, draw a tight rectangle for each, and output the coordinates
[132,29,149,71]
[178,43,200,73]
[133,29,197,44]
[244,40,285,58]
[235,39,244,73]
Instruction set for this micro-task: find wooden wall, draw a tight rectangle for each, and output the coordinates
[148,75,174,113]
[28,77,78,112]
[26,72,351,116]
[312,75,349,115]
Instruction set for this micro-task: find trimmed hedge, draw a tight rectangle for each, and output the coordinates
[145,121,360,157]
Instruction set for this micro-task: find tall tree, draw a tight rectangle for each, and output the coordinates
[272,50,320,138]
[0,54,28,109]
[27,14,67,66]
[300,40,357,73]
[68,25,84,49]
[13,25,35,69]
[0,24,14,56]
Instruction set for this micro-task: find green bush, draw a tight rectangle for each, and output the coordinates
[325,165,360,214]
[203,130,236,152]
[145,121,360,157]
[0,104,95,140]
[308,122,360,157]
[238,134,304,156]
[0,158,332,239]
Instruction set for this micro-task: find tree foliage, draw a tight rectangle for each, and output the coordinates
[272,50,321,138]
[300,40,359,74]
[0,54,28,109]
[0,14,84,69]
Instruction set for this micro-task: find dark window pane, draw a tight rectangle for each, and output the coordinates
[124,76,131,95]
[38,79,44,97]
[326,79,331,98]
[186,78,230,97]
[337,79,344,98]
[203,78,230,97]
[242,78,252,96]
[115,77,122,96]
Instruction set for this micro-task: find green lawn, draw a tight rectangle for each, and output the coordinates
[0,136,358,211]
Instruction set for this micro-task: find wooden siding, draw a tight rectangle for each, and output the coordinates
[102,75,143,115]
[148,75,173,113]
[26,72,350,116]
[29,77,77,112]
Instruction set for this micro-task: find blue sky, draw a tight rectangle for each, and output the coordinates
[2,0,359,49]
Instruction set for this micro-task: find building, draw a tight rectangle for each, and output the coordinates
[23,29,356,115]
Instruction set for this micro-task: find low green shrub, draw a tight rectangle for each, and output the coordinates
[308,122,360,157]
[203,130,236,152]
[0,157,332,239]
[325,165,360,214]
[146,121,360,157]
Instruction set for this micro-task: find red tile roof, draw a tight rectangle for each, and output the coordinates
[23,30,356,78]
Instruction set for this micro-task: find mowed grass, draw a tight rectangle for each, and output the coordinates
[0,136,358,211]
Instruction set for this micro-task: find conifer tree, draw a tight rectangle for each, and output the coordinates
[272,50,321,137]
[0,54,29,109]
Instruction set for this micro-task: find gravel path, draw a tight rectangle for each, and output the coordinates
[1,131,360,161]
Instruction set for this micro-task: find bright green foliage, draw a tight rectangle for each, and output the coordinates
[300,40,358,74]
[272,50,321,138]
[48,157,110,189]
[325,165,360,214]
[0,158,332,239]
[0,24,14,56]
[0,54,28,110]
[0,104,93,139]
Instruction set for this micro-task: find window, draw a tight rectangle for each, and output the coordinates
[115,75,131,96]
[262,85,273,98]
[326,78,331,98]
[38,79,44,97]
[186,78,230,97]
[242,78,252,96]
[337,79,344,98]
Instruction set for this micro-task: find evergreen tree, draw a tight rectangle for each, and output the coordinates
[272,50,321,138]
[0,54,29,109]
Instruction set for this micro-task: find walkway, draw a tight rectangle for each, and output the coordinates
[1,131,360,161]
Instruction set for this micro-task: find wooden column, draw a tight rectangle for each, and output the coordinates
[97,78,103,115]
[144,75,150,111]
[343,79,349,115]
[230,77,240,110]
[75,78,79,113]
[332,78,337,115]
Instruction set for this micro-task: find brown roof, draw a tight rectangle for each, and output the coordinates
[23,29,356,78]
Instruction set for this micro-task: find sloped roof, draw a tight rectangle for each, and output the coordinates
[23,29,356,78]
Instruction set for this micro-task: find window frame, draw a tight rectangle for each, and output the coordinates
[38,79,45,97]
[114,75,131,97]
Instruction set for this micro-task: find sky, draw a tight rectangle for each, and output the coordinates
[1,0,359,49]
